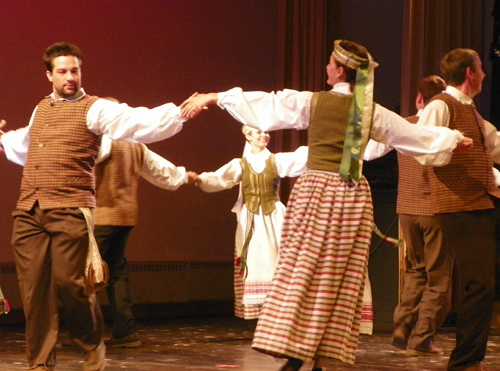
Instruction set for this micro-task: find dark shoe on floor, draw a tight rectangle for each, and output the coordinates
[463,362,488,371]
[391,325,409,350]
[280,357,304,371]
[406,343,444,356]
[28,366,55,371]
[105,332,141,348]
[84,340,106,371]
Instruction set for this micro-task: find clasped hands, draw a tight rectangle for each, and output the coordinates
[180,92,218,119]
[453,136,473,154]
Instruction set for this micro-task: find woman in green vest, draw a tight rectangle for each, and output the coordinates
[196,125,308,320]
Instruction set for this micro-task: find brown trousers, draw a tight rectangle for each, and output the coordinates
[12,205,104,368]
[395,214,452,349]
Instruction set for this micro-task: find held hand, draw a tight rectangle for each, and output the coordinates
[180,93,217,119]
[186,171,200,185]
[453,137,473,154]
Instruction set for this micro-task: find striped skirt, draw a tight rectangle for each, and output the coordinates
[251,171,373,365]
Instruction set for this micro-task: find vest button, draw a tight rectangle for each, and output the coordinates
[39,143,44,148]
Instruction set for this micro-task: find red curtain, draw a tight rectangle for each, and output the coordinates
[400,0,488,117]
[275,0,332,200]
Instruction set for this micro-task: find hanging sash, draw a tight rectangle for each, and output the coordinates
[235,209,254,279]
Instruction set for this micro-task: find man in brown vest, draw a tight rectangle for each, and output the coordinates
[0,42,191,371]
[94,134,197,348]
[416,49,500,371]
[392,75,450,356]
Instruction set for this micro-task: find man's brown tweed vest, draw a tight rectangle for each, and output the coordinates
[428,93,500,214]
[241,154,280,215]
[94,141,144,226]
[17,95,101,211]
[396,115,433,216]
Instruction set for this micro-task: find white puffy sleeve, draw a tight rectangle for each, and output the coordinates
[197,158,243,193]
[217,87,313,132]
[275,146,309,177]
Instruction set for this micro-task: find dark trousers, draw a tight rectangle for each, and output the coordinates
[395,214,452,349]
[12,206,104,368]
[436,210,495,371]
[95,225,136,339]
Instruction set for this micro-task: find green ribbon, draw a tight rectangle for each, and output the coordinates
[339,65,369,183]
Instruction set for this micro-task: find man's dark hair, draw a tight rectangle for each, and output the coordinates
[43,42,83,72]
[440,48,478,86]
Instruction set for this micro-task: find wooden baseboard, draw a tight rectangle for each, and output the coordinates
[0,300,234,326]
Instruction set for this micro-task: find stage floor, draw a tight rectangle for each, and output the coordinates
[2,316,500,371]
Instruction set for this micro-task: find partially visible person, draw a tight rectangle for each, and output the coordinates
[0,42,191,371]
[493,167,500,336]
[180,40,472,371]
[393,76,450,357]
[94,130,198,348]
[196,125,308,320]
[415,48,500,371]
[494,170,500,335]
[367,75,451,356]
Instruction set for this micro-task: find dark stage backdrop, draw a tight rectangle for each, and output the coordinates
[0,0,279,262]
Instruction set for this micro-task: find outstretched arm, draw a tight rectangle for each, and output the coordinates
[275,146,309,178]
[370,104,468,166]
[196,158,242,192]
[0,121,31,166]
[180,93,218,119]
[139,145,190,190]
[182,88,313,132]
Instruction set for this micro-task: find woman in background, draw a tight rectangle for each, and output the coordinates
[197,125,307,319]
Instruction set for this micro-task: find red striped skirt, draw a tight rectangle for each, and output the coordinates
[251,171,373,365]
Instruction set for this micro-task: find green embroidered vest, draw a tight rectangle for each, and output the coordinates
[241,154,280,215]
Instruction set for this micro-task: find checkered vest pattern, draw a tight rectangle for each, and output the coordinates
[93,141,144,226]
[428,93,500,214]
[17,95,101,210]
[396,115,433,216]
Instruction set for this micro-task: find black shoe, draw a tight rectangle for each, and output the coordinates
[280,358,304,371]
[105,332,141,348]
[391,325,409,350]
[406,344,444,356]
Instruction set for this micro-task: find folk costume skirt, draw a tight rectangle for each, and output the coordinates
[234,202,286,319]
[251,171,373,365]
